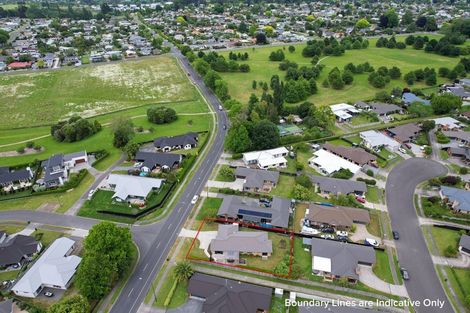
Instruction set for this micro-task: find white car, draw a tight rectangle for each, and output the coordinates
[365,238,380,247]
[88,189,95,200]
[301,226,320,235]
[321,234,335,240]
[191,195,199,204]
[398,147,406,154]
[133,162,143,168]
[336,230,349,237]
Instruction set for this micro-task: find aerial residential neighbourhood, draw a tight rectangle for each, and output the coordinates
[0,1,470,313]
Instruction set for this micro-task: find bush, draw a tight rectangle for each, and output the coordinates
[147,106,177,124]
[366,169,374,177]
[331,168,353,179]
[16,146,25,154]
[26,141,34,148]
[34,145,42,151]
[51,115,101,143]
[295,174,312,188]
[459,167,469,175]
[444,245,458,258]
[357,177,376,185]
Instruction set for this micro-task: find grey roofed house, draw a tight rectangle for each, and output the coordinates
[322,143,376,166]
[310,238,375,280]
[306,203,370,229]
[209,224,272,261]
[401,92,430,106]
[0,234,41,267]
[0,168,33,186]
[106,174,164,201]
[234,167,280,191]
[445,86,470,99]
[442,131,470,144]
[42,154,66,187]
[187,273,272,313]
[217,195,291,228]
[153,132,198,151]
[309,175,367,196]
[441,144,470,163]
[386,123,422,143]
[459,234,470,255]
[135,151,182,170]
[440,186,470,213]
[0,299,13,313]
[355,101,402,116]
[300,306,380,313]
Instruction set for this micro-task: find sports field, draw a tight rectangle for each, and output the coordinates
[0,56,197,128]
[219,34,464,106]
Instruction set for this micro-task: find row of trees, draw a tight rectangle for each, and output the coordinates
[51,116,102,143]
[302,37,347,57]
[404,34,469,57]
[403,67,437,86]
[322,67,352,90]
[194,51,250,73]
[376,36,406,49]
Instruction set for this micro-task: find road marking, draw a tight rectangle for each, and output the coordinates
[143,263,148,271]
[178,207,182,213]
[156,242,161,249]
[167,223,173,230]
[128,288,134,297]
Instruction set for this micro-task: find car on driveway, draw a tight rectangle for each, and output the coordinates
[355,196,366,204]
[44,291,54,297]
[321,234,335,240]
[393,231,400,240]
[400,267,410,280]
[302,226,321,235]
[364,238,380,247]
[336,230,348,237]
[321,227,335,234]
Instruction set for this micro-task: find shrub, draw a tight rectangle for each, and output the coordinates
[51,115,101,143]
[295,174,312,188]
[16,146,25,154]
[459,167,469,175]
[147,106,177,124]
[331,168,353,179]
[444,245,458,258]
[26,141,34,148]
[357,177,376,185]
[366,169,374,177]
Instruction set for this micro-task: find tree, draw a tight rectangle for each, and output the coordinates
[389,67,401,79]
[292,184,312,201]
[112,117,134,149]
[288,45,295,53]
[48,295,90,313]
[124,142,140,160]
[225,123,251,153]
[252,80,257,89]
[255,32,267,45]
[355,18,370,29]
[147,106,177,124]
[295,174,312,188]
[250,120,280,150]
[421,120,436,133]
[342,70,354,85]
[174,261,193,282]
[404,72,416,85]
[431,94,462,114]
[76,255,114,300]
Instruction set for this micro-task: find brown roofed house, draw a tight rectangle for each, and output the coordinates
[305,203,370,230]
[386,123,422,143]
[322,143,377,167]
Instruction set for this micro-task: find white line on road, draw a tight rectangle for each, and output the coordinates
[143,263,149,271]
[128,288,134,297]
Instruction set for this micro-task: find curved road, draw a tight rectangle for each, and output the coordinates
[386,158,452,312]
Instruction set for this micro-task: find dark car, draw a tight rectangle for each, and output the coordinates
[321,227,335,234]
[400,267,410,280]
[393,231,400,240]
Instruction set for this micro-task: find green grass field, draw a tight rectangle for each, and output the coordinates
[0,56,197,129]
[373,250,395,284]
[430,226,461,257]
[219,35,461,106]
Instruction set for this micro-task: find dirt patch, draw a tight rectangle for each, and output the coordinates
[37,202,60,212]
[0,147,43,157]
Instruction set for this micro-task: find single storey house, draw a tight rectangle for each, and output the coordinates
[359,130,400,151]
[355,101,403,117]
[401,92,430,106]
[440,186,470,214]
[330,103,360,122]
[154,132,198,152]
[386,123,422,143]
[12,237,81,298]
[309,175,367,197]
[234,167,280,193]
[242,147,288,169]
[0,233,42,269]
[209,224,272,264]
[459,234,470,256]
[0,167,34,189]
[308,149,361,176]
[305,203,370,230]
[135,151,182,171]
[433,117,464,131]
[105,174,165,202]
[442,131,470,146]
[322,143,377,167]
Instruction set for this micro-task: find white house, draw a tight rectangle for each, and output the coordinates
[433,117,464,131]
[308,149,361,176]
[242,147,289,169]
[359,130,400,151]
[12,237,81,298]
[330,103,360,122]
[106,174,165,202]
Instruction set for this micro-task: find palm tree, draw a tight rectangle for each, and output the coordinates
[174,261,193,282]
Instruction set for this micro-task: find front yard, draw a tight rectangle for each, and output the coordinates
[366,186,382,204]
[373,250,394,284]
[444,267,470,311]
[429,226,462,257]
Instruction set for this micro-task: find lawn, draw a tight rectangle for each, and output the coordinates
[32,229,67,247]
[373,250,395,284]
[0,56,197,129]
[154,265,189,308]
[350,114,379,126]
[219,34,459,106]
[270,174,296,198]
[0,223,26,234]
[293,237,313,279]
[0,270,20,282]
[214,165,235,182]
[366,210,383,238]
[429,226,462,257]
[293,203,308,233]
[242,232,291,272]
[444,267,470,310]
[366,186,382,204]
[0,170,94,213]
[195,197,223,222]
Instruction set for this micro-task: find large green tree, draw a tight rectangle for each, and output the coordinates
[250,120,280,150]
[48,295,90,313]
[431,94,462,114]
[112,117,134,148]
[225,123,251,153]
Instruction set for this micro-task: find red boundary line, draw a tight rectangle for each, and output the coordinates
[185,217,295,278]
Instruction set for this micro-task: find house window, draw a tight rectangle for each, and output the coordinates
[214,251,223,254]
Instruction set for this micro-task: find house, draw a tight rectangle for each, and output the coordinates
[433,117,464,131]
[309,238,375,283]
[0,299,13,313]
[41,152,87,188]
[12,237,81,298]
[355,101,403,117]
[330,103,361,122]
[309,175,367,197]
[440,186,470,214]
[234,167,279,193]
[242,147,289,169]
[209,224,272,264]
[308,149,361,176]
[188,273,272,313]
[401,92,430,106]
[459,234,470,256]
[442,131,470,145]
[386,123,422,143]
[0,167,34,188]
[153,132,198,152]
[443,85,470,101]
[305,203,370,230]
[359,130,400,151]
[7,61,32,70]
[441,143,470,164]
[105,174,165,202]
[322,143,377,167]
[0,234,42,268]
[135,151,182,171]
[217,195,291,229]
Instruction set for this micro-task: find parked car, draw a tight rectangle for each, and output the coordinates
[321,227,335,234]
[364,238,380,247]
[398,147,407,154]
[355,196,366,204]
[393,231,400,240]
[88,189,95,200]
[400,267,410,280]
[321,234,335,240]
[133,162,143,168]
[191,195,199,204]
[302,226,320,235]
[336,230,348,237]
[337,235,348,242]
[44,291,54,297]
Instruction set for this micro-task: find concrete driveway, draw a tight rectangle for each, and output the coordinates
[358,265,408,297]
[206,179,244,191]
[179,228,217,257]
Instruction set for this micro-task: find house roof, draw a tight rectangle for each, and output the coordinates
[0,235,40,267]
[446,86,470,98]
[135,151,182,169]
[0,168,33,186]
[322,143,376,165]
[360,130,400,148]
[217,195,291,228]
[12,237,81,296]
[387,123,422,142]
[309,149,361,175]
[310,238,375,279]
[442,131,470,143]
[210,224,272,256]
[441,186,470,212]
[243,147,288,167]
[309,175,366,195]
[63,151,87,162]
[356,102,402,115]
[187,273,272,313]
[306,203,370,228]
[153,132,198,148]
[234,167,280,189]
[107,174,164,201]
[433,117,463,129]
[402,92,430,105]
[459,234,470,251]
[43,154,65,183]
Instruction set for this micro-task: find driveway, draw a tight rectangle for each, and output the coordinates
[358,265,408,297]
[168,299,203,313]
[206,179,244,191]
[386,158,452,312]
[179,228,217,257]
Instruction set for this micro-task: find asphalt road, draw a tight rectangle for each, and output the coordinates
[386,158,452,313]
[108,47,228,313]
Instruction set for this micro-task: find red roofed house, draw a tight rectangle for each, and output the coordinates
[8,61,32,70]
